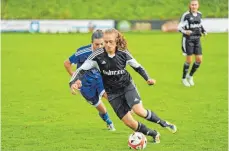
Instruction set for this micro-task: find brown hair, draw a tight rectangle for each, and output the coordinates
[104,28,128,50]
[91,29,103,43]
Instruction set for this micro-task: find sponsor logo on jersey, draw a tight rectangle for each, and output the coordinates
[134,98,139,102]
[102,70,125,75]
[190,23,201,28]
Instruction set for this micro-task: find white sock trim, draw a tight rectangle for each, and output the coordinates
[146,110,151,120]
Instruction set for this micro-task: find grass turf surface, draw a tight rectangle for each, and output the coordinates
[1,32,228,151]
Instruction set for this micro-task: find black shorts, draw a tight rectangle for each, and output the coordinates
[107,82,141,119]
[182,37,202,56]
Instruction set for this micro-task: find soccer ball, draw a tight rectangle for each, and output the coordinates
[128,132,147,150]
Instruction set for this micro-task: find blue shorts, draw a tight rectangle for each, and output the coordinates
[80,70,105,107]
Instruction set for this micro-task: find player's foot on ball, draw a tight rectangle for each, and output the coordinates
[187,75,194,86]
[182,78,191,87]
[107,123,116,131]
[165,121,177,134]
[152,131,160,144]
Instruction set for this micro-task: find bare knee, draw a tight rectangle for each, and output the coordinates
[196,58,202,64]
[96,102,107,114]
[122,112,138,130]
[186,56,192,64]
[195,55,202,64]
[133,109,146,118]
[132,104,147,118]
[124,120,137,128]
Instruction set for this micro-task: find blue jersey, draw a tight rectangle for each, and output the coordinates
[69,44,104,106]
[69,44,92,68]
[69,44,101,79]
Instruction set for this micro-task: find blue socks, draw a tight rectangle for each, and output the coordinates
[99,112,112,125]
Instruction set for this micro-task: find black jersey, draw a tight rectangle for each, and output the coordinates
[178,11,206,38]
[70,48,150,93]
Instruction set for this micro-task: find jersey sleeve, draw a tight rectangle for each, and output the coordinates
[69,48,103,87]
[69,53,79,64]
[69,48,92,64]
[69,60,99,87]
[200,19,207,34]
[125,50,151,81]
[178,12,189,34]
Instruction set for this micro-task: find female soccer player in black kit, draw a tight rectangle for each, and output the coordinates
[178,0,207,87]
[69,28,177,143]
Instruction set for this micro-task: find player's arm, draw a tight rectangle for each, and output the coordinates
[125,51,156,85]
[64,59,74,76]
[200,19,207,35]
[69,59,99,94]
[69,48,103,94]
[64,53,79,76]
[177,14,192,36]
[69,60,97,86]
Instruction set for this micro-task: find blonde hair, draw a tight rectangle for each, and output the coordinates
[104,28,128,50]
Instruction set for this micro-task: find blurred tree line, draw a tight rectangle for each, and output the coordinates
[1,0,228,19]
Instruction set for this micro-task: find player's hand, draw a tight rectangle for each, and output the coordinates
[147,79,156,85]
[185,30,192,36]
[71,83,78,95]
[75,79,82,88]
[70,80,82,95]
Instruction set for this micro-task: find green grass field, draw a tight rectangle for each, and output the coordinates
[1,32,228,151]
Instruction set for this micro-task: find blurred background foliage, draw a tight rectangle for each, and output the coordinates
[1,0,228,19]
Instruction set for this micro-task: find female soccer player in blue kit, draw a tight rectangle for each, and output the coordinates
[64,30,115,131]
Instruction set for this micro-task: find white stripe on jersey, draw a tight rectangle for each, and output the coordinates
[87,48,104,60]
[182,37,187,56]
[75,48,92,57]
[127,59,141,68]
[70,60,98,82]
[180,11,189,22]
[178,11,189,32]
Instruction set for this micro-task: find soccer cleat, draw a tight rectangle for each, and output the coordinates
[165,121,177,134]
[152,131,160,144]
[187,75,194,86]
[182,78,191,87]
[107,123,116,131]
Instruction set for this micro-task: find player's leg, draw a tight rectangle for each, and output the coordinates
[80,84,115,130]
[102,92,108,100]
[109,95,160,143]
[82,92,115,131]
[96,75,115,130]
[187,39,202,86]
[96,101,116,131]
[124,83,177,133]
[182,55,192,87]
[182,38,194,87]
[122,112,160,143]
[132,103,177,133]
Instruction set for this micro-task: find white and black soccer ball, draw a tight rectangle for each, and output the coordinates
[128,132,147,150]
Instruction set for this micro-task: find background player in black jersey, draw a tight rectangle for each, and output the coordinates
[69,28,177,143]
[178,0,207,87]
